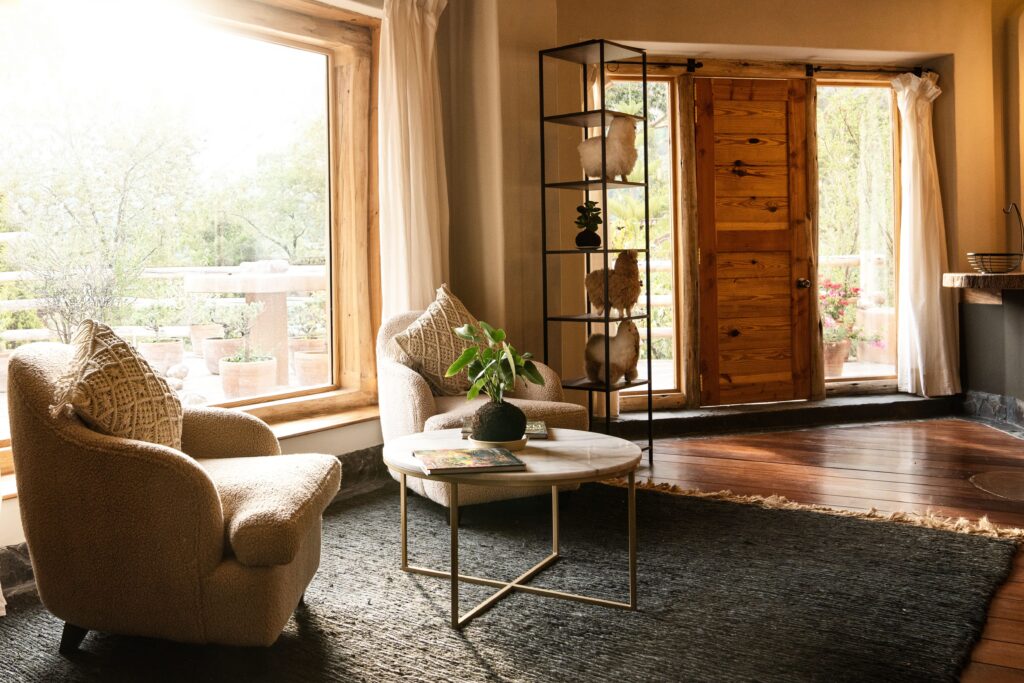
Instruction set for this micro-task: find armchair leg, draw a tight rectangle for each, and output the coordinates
[59,623,88,654]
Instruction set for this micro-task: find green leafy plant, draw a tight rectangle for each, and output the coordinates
[224,348,273,363]
[134,300,184,341]
[575,200,602,235]
[212,300,265,340]
[289,292,327,339]
[444,322,544,403]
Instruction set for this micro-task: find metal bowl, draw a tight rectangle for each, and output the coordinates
[966,252,1023,274]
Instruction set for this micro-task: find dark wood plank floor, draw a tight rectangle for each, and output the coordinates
[640,418,1024,680]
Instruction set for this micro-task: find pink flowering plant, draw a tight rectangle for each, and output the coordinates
[819,279,881,346]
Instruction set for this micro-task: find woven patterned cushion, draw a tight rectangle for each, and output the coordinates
[50,320,184,450]
[392,284,478,396]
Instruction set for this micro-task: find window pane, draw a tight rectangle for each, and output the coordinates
[604,80,677,392]
[816,86,896,381]
[0,2,332,440]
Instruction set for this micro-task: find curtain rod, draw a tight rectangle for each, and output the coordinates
[607,59,930,77]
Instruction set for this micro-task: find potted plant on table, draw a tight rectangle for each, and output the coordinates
[444,322,545,445]
[134,301,186,374]
[203,301,264,375]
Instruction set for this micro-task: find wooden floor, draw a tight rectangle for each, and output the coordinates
[640,418,1024,681]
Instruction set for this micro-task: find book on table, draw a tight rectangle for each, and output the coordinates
[461,420,548,440]
[413,448,526,476]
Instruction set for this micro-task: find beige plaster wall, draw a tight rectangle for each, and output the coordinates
[442,0,1021,380]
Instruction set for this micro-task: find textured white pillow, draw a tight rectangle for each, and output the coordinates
[393,284,478,396]
[50,320,184,450]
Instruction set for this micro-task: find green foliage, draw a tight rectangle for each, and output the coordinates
[575,201,602,233]
[211,300,265,340]
[444,322,544,404]
[224,349,274,363]
[289,292,327,339]
[132,300,185,340]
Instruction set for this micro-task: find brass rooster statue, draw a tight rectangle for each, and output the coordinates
[585,250,642,317]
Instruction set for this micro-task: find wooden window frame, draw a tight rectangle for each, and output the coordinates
[1,0,381,473]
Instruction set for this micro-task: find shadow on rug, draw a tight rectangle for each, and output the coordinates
[0,483,1015,682]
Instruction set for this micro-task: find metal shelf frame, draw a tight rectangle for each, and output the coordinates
[539,38,654,464]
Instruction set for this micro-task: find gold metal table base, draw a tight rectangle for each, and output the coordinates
[399,472,637,629]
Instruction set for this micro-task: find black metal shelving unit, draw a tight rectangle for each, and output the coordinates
[538,38,653,464]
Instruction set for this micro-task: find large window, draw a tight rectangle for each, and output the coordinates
[604,79,679,395]
[0,1,375,445]
[816,85,898,381]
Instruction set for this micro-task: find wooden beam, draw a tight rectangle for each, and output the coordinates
[677,74,701,408]
[611,56,910,82]
[191,0,372,51]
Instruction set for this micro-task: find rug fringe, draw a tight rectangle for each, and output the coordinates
[603,479,1024,541]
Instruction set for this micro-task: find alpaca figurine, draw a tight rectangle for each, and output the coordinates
[578,116,638,181]
[585,249,642,317]
[585,321,640,385]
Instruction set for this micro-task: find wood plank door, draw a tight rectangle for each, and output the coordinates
[696,77,812,405]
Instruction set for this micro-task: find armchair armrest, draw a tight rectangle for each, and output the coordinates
[378,359,437,441]
[513,361,564,402]
[180,407,281,459]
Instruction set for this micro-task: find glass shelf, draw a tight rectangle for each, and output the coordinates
[541,39,644,65]
[544,109,643,128]
[545,180,645,191]
[561,377,650,392]
[546,312,648,323]
[545,248,648,255]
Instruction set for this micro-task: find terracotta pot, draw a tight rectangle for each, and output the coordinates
[823,339,852,378]
[203,337,244,375]
[294,351,330,387]
[189,323,224,357]
[0,351,10,394]
[219,357,277,400]
[138,340,185,375]
[288,337,327,360]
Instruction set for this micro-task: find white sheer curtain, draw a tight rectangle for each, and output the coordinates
[378,0,450,317]
[892,72,961,397]
[0,496,5,617]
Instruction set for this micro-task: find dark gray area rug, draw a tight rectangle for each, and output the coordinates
[0,484,1015,682]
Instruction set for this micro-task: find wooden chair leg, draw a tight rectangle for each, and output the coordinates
[59,623,88,655]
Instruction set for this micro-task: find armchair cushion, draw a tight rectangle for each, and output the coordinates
[199,454,341,568]
[50,320,183,450]
[392,284,477,396]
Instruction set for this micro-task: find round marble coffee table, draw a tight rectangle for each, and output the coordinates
[384,428,641,628]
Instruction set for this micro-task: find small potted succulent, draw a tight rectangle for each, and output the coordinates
[135,301,186,374]
[203,301,265,375]
[575,200,602,250]
[444,322,545,444]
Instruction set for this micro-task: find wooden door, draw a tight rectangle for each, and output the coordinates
[696,77,812,405]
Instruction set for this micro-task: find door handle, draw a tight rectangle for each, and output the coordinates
[795,278,812,289]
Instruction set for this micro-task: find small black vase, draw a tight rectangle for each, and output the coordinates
[575,229,601,250]
[470,401,527,441]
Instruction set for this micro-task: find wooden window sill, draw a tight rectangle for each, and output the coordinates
[268,404,380,439]
[1,475,16,501]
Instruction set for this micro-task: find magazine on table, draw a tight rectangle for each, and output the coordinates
[413,447,526,476]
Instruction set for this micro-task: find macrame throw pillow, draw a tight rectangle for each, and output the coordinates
[50,320,184,450]
[393,284,478,396]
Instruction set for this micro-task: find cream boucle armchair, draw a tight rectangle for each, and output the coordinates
[7,344,341,650]
[377,312,588,507]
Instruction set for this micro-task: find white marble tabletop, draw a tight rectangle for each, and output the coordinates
[383,428,641,487]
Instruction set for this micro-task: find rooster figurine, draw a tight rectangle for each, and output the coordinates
[578,116,638,181]
[585,249,642,317]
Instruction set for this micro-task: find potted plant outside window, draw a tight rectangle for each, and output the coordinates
[215,301,274,399]
[444,322,545,444]
[288,293,328,357]
[186,298,224,358]
[135,301,186,374]
[203,301,264,375]
[820,279,881,377]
